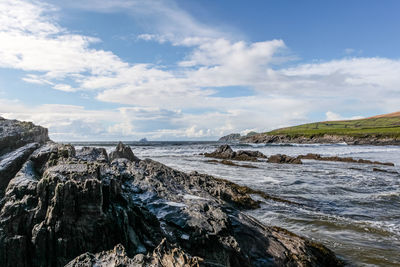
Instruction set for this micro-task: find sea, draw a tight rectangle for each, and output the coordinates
[70,141,400,266]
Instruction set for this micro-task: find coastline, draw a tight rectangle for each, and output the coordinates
[0,118,344,266]
[230,133,400,146]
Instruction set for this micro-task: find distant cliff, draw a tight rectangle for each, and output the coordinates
[218,131,258,142]
[218,133,241,142]
[221,111,400,145]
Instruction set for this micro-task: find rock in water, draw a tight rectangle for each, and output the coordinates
[109,142,140,162]
[267,154,303,164]
[204,145,267,161]
[0,118,343,267]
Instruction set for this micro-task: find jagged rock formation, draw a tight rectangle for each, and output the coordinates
[109,142,140,162]
[0,118,343,267]
[204,145,267,161]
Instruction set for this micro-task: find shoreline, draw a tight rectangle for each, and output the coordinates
[232,133,400,146]
[0,118,344,266]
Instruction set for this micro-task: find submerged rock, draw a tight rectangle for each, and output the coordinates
[206,159,258,168]
[0,118,343,267]
[298,153,394,166]
[267,154,302,164]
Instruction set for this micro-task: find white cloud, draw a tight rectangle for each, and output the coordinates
[58,0,231,43]
[0,0,400,140]
[325,111,364,121]
[0,0,128,84]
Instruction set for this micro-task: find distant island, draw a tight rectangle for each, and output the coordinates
[220,111,400,145]
[139,138,148,142]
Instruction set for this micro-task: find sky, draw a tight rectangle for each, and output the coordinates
[0,0,400,141]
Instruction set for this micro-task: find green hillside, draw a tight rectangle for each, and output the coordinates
[266,112,400,138]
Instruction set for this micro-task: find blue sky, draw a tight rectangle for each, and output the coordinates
[0,0,399,141]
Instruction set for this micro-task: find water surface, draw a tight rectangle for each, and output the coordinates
[71,141,400,266]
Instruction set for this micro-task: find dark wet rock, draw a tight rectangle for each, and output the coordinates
[267,154,302,164]
[0,118,343,267]
[0,118,49,157]
[109,142,139,162]
[298,153,394,166]
[372,168,398,174]
[0,143,40,197]
[204,145,267,161]
[206,159,258,168]
[76,147,108,162]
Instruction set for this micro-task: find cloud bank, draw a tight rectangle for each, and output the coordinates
[0,0,399,140]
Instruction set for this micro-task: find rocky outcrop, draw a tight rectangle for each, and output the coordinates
[0,118,49,197]
[0,143,40,196]
[0,118,343,267]
[0,117,49,157]
[267,154,302,164]
[109,142,139,162]
[204,145,267,161]
[242,133,400,145]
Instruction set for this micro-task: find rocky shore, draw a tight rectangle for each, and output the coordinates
[0,118,344,266]
[219,132,400,145]
[240,133,400,145]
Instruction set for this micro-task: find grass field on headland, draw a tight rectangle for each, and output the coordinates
[265,113,400,138]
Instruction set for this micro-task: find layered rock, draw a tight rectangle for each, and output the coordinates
[0,118,343,267]
[0,118,49,197]
[0,117,49,156]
